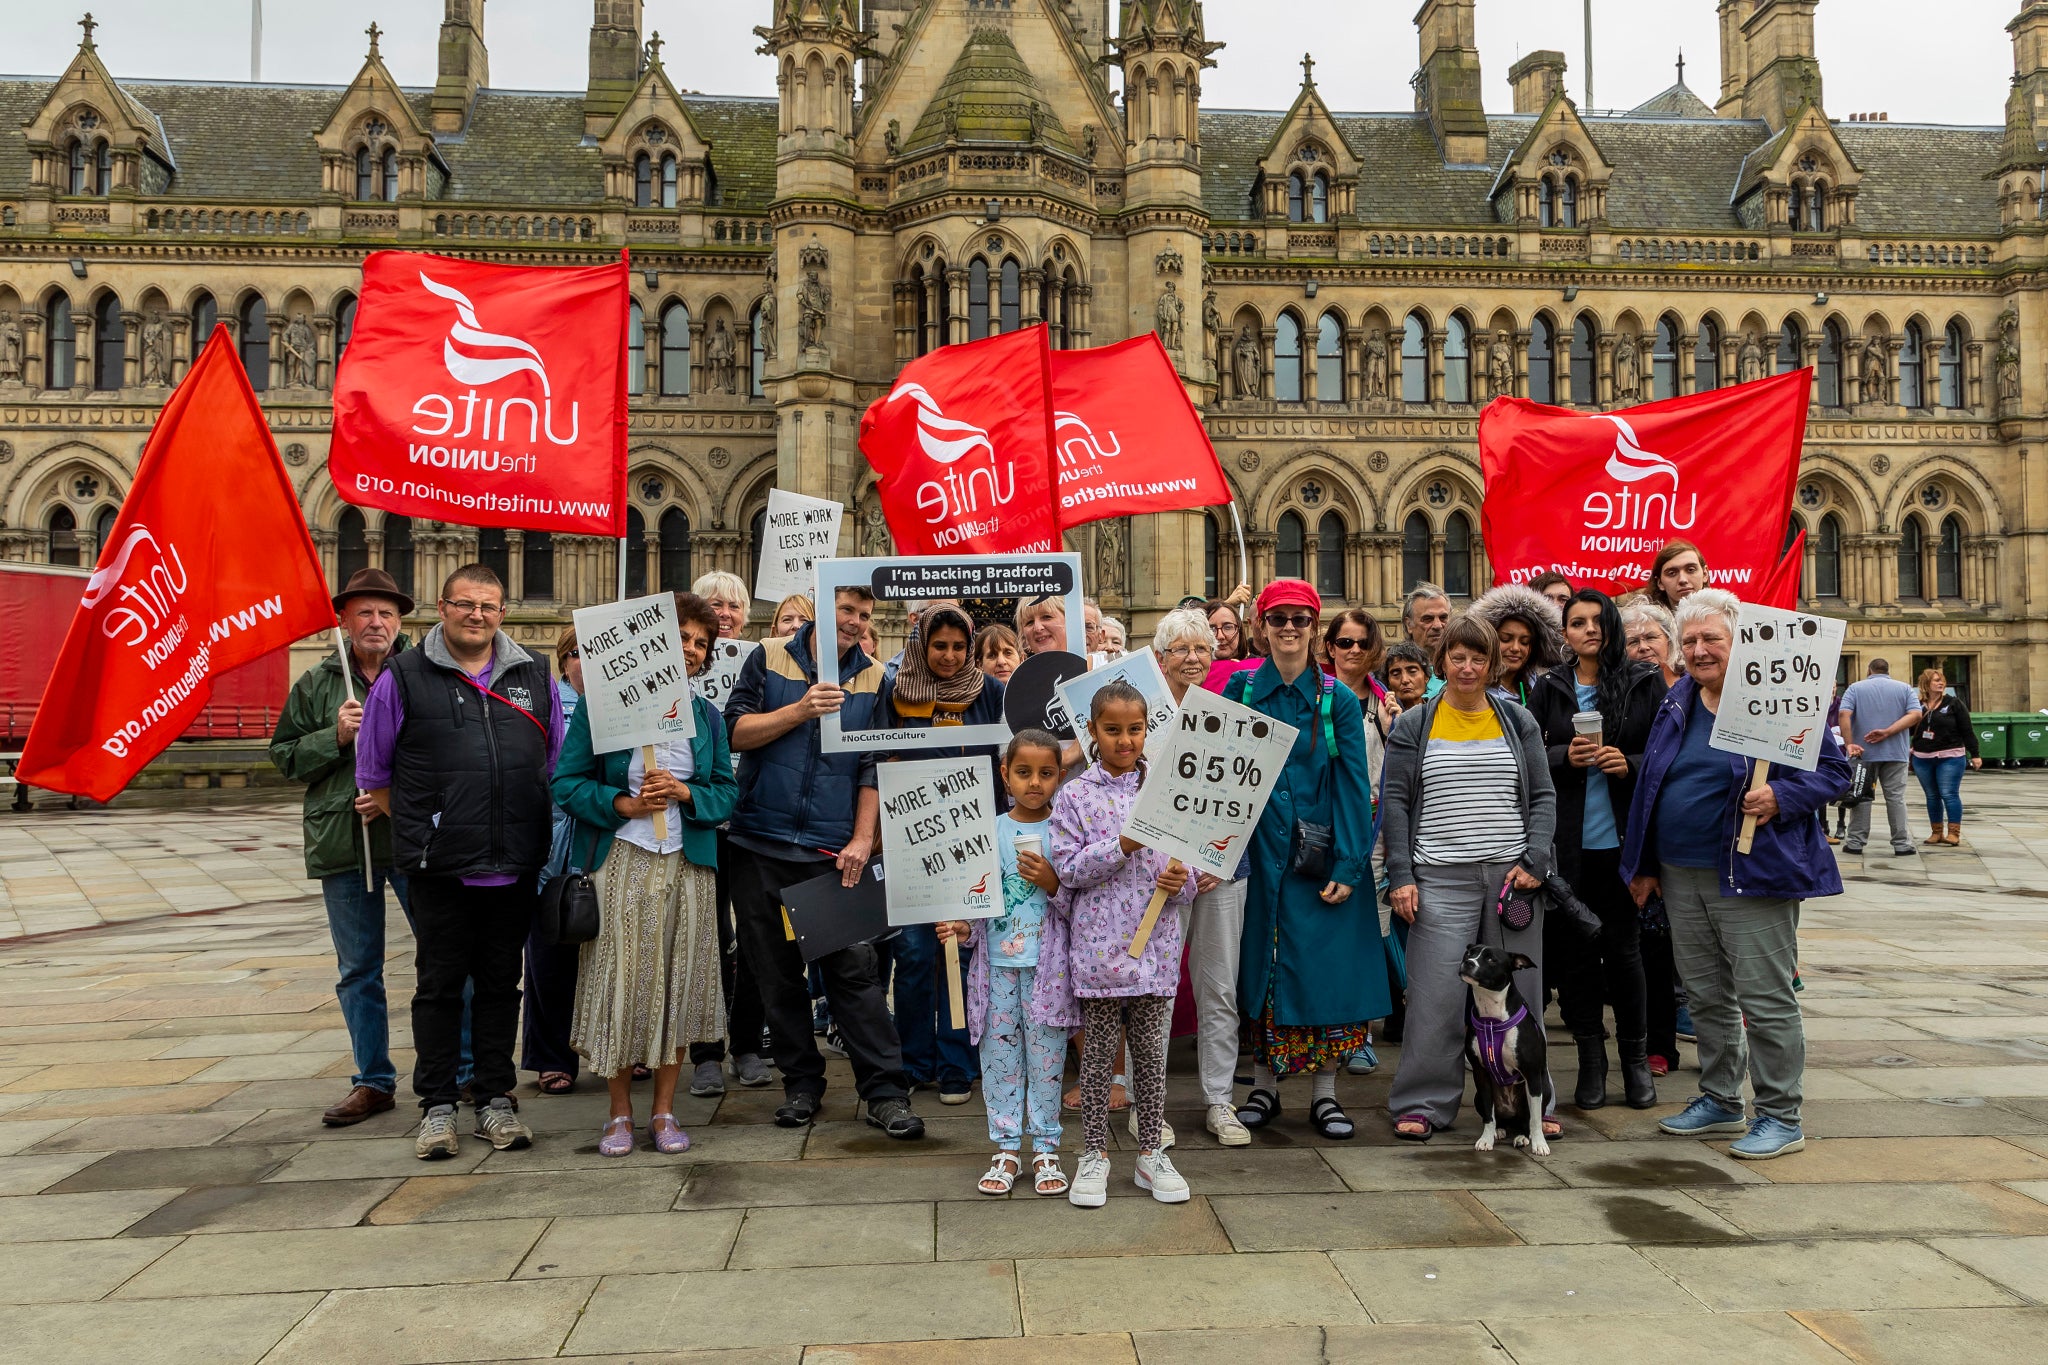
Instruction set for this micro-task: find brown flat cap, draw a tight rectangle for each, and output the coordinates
[332,566,415,617]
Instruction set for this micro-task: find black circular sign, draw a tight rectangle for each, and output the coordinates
[1002,651,1089,740]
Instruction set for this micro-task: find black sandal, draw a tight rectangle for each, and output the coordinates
[1236,1088,1280,1129]
[1310,1096,1356,1140]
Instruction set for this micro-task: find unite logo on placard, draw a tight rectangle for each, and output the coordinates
[404,272,577,474]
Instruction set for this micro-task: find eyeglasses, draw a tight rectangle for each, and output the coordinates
[1329,637,1371,651]
[562,649,581,660]
[1161,644,1214,660]
[1624,633,1661,649]
[441,599,505,617]
[1262,611,1316,630]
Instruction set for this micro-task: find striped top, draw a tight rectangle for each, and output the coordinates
[1414,702,1527,867]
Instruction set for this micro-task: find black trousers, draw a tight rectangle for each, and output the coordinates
[692,832,767,1066]
[519,929,581,1079]
[1643,926,1681,1066]
[410,875,535,1110]
[1557,847,1648,1041]
[729,849,908,1104]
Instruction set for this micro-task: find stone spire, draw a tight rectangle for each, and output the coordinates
[1415,0,1487,164]
[585,0,644,136]
[431,0,490,134]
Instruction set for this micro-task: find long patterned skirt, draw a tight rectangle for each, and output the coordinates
[570,841,725,1077]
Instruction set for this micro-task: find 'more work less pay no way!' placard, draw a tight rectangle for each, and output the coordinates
[753,489,844,603]
[878,756,1000,1029]
[571,592,695,750]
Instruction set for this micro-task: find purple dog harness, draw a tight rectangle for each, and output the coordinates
[1469,1004,1528,1088]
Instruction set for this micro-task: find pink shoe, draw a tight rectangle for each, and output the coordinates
[650,1112,691,1154]
[597,1116,634,1158]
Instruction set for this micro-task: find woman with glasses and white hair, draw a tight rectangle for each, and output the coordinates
[1621,589,1850,1161]
[1620,599,1683,689]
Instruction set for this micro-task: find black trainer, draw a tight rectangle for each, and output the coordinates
[864,1096,925,1140]
[773,1092,821,1128]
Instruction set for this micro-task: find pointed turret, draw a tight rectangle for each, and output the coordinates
[431,0,490,134]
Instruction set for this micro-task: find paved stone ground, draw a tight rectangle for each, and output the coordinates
[0,778,2046,1361]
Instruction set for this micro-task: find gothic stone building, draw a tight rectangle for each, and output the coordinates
[3,0,2046,706]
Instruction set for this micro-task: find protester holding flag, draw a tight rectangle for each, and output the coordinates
[1623,589,1849,1160]
[1230,581,1386,1144]
[1531,590,1668,1112]
[1470,585,1565,709]
[552,593,738,1157]
[356,563,563,1160]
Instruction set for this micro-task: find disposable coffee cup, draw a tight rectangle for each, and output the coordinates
[1014,834,1043,861]
[1572,710,1604,745]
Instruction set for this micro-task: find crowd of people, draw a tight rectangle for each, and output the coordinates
[275,535,1861,1203]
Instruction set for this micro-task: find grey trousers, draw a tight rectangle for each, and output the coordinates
[1386,860,1546,1129]
[1660,863,1804,1125]
[1186,879,1247,1106]
[1846,759,1910,850]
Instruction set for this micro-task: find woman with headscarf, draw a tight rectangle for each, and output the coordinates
[1469,584,1566,708]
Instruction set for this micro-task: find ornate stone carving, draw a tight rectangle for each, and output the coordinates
[1367,450,1390,473]
[1738,331,1767,385]
[1871,452,1891,475]
[141,311,170,386]
[281,312,316,388]
[757,258,778,363]
[706,317,737,394]
[1202,290,1223,373]
[1154,279,1183,355]
[1861,341,1889,407]
[1613,331,1641,404]
[1997,307,2021,415]
[1154,247,1183,276]
[884,118,901,155]
[284,442,308,466]
[859,495,892,556]
[796,245,832,360]
[1237,449,1260,472]
[1362,329,1390,400]
[1094,519,1127,595]
[1233,325,1263,399]
[1487,330,1514,401]
[0,311,21,384]
[708,446,732,469]
[0,439,13,464]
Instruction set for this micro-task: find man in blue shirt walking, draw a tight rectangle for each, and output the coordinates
[1838,659,1925,856]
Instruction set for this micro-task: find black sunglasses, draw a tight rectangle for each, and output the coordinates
[1329,637,1371,651]
[1262,611,1316,630]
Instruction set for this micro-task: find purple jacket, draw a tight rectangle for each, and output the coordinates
[1620,675,1851,901]
[1047,763,1195,998]
[962,902,1082,1045]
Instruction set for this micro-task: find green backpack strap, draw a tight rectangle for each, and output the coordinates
[1231,667,1337,759]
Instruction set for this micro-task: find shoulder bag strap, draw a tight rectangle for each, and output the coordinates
[456,673,551,743]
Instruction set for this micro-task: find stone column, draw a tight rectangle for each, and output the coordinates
[267,311,287,393]
[689,319,706,397]
[507,530,526,608]
[314,316,336,390]
[122,310,142,389]
[71,310,94,391]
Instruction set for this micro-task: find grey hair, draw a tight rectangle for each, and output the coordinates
[1103,618,1127,647]
[1152,607,1218,655]
[1620,598,1677,650]
[691,571,751,615]
[1673,587,1742,644]
[1402,582,1449,623]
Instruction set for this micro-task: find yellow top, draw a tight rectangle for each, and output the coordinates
[1429,701,1505,743]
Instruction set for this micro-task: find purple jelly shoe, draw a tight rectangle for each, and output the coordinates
[597,1116,635,1158]
[650,1112,691,1154]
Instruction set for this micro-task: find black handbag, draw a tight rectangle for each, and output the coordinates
[537,825,600,946]
[1290,819,1335,881]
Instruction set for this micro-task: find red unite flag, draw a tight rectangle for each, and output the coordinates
[331,252,628,537]
[858,327,1060,556]
[1758,529,1806,611]
[18,328,335,802]
[1479,369,1811,599]
[1049,335,1232,530]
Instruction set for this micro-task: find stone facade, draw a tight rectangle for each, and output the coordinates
[2,0,2045,705]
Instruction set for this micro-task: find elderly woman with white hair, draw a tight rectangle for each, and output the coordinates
[1620,589,1850,1161]
[1620,598,1683,688]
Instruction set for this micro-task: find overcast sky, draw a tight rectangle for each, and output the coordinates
[11,1,2013,127]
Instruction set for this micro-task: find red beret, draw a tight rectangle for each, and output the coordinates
[1256,578,1322,618]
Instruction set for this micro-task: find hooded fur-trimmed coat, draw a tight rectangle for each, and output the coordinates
[1469,584,1567,701]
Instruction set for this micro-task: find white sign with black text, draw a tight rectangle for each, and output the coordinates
[1124,685,1299,876]
[571,593,696,752]
[1054,649,1179,748]
[753,489,844,603]
[1711,603,1846,772]
[877,758,1002,926]
[697,637,760,715]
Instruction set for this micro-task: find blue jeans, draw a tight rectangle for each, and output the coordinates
[1912,754,1967,826]
[875,925,978,1087]
[322,869,471,1093]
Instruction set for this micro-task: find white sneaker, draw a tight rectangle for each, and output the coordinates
[1206,1103,1251,1147]
[414,1103,460,1160]
[1135,1149,1191,1203]
[1068,1150,1111,1208]
[1126,1107,1175,1149]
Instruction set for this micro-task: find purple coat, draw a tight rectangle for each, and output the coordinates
[962,897,1082,1045]
[1047,763,1195,998]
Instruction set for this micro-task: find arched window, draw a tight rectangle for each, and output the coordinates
[1202,512,1220,599]
[1528,315,1556,405]
[239,295,268,391]
[381,147,398,202]
[1900,324,1926,409]
[1276,510,1306,580]
[1561,176,1579,228]
[336,508,369,591]
[1937,515,1963,598]
[968,258,991,340]
[95,141,112,195]
[355,147,374,200]
[660,303,690,396]
[1444,511,1474,598]
[634,153,653,207]
[624,508,647,596]
[1940,322,1965,408]
[1777,317,1804,375]
[1653,316,1680,400]
[384,515,415,601]
[47,506,79,566]
[45,296,74,389]
[190,293,217,357]
[999,259,1022,335]
[1816,512,1842,598]
[660,155,678,209]
[336,294,358,360]
[522,531,554,601]
[1315,511,1346,598]
[91,505,116,559]
[1570,315,1596,406]
[748,506,768,595]
[1274,313,1303,403]
[68,140,87,195]
[477,528,510,588]
[1443,315,1471,405]
[1808,183,1827,233]
[92,293,123,391]
[1818,321,1843,407]
[1696,318,1721,391]
[1402,312,1430,405]
[1287,171,1305,223]
[1788,183,1805,230]
[1897,516,1924,599]
[625,300,644,396]
[751,301,768,398]
[659,509,692,591]
[1316,312,1344,402]
[1310,173,1329,224]
[1538,179,1555,228]
[1036,267,1056,350]
[1402,511,1432,592]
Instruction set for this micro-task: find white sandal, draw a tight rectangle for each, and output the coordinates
[978,1150,1022,1196]
[1031,1151,1068,1197]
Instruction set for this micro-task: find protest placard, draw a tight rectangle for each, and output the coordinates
[814,553,1085,753]
[572,593,694,840]
[754,489,844,602]
[878,757,1001,1027]
[1055,649,1178,745]
[1122,685,1298,954]
[697,637,760,714]
[1710,602,1846,851]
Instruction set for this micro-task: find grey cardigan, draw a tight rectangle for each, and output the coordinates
[1381,691,1558,891]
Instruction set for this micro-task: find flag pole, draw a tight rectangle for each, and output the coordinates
[1228,501,1250,594]
[334,626,376,887]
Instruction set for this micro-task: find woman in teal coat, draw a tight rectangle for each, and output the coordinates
[551,593,738,1157]
[1229,580,1387,1142]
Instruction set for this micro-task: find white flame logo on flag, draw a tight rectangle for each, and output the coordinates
[420,272,551,397]
[1592,413,1680,489]
[882,381,994,464]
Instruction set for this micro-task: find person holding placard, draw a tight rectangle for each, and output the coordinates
[1621,589,1851,1161]
[692,572,752,641]
[552,594,739,1156]
[974,625,1022,684]
[1016,596,1069,657]
[1049,681,1195,1207]
[1226,581,1386,1143]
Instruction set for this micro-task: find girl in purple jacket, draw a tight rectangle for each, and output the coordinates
[1049,681,1196,1208]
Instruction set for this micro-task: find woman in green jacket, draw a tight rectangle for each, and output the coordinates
[552,593,739,1156]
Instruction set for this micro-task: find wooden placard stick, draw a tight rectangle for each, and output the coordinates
[943,934,967,1030]
[1735,759,1769,855]
[1127,859,1183,959]
[642,744,669,841]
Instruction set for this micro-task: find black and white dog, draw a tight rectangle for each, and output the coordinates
[1461,943,1552,1156]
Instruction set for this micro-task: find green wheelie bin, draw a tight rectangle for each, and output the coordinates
[1975,716,2013,768]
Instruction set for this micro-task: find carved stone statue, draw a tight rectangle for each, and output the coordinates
[1738,330,1767,385]
[1094,519,1127,596]
[859,496,891,556]
[1613,332,1641,403]
[797,252,831,359]
[1202,290,1223,366]
[281,312,316,388]
[1861,341,1889,406]
[1487,329,1515,400]
[757,270,777,363]
[0,311,20,383]
[1154,279,1184,354]
[706,318,737,394]
[884,118,901,156]
[1997,308,2022,414]
[1233,324,1263,400]
[1362,328,1390,400]
[141,311,170,386]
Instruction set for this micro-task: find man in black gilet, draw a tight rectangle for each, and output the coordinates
[357,563,563,1159]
